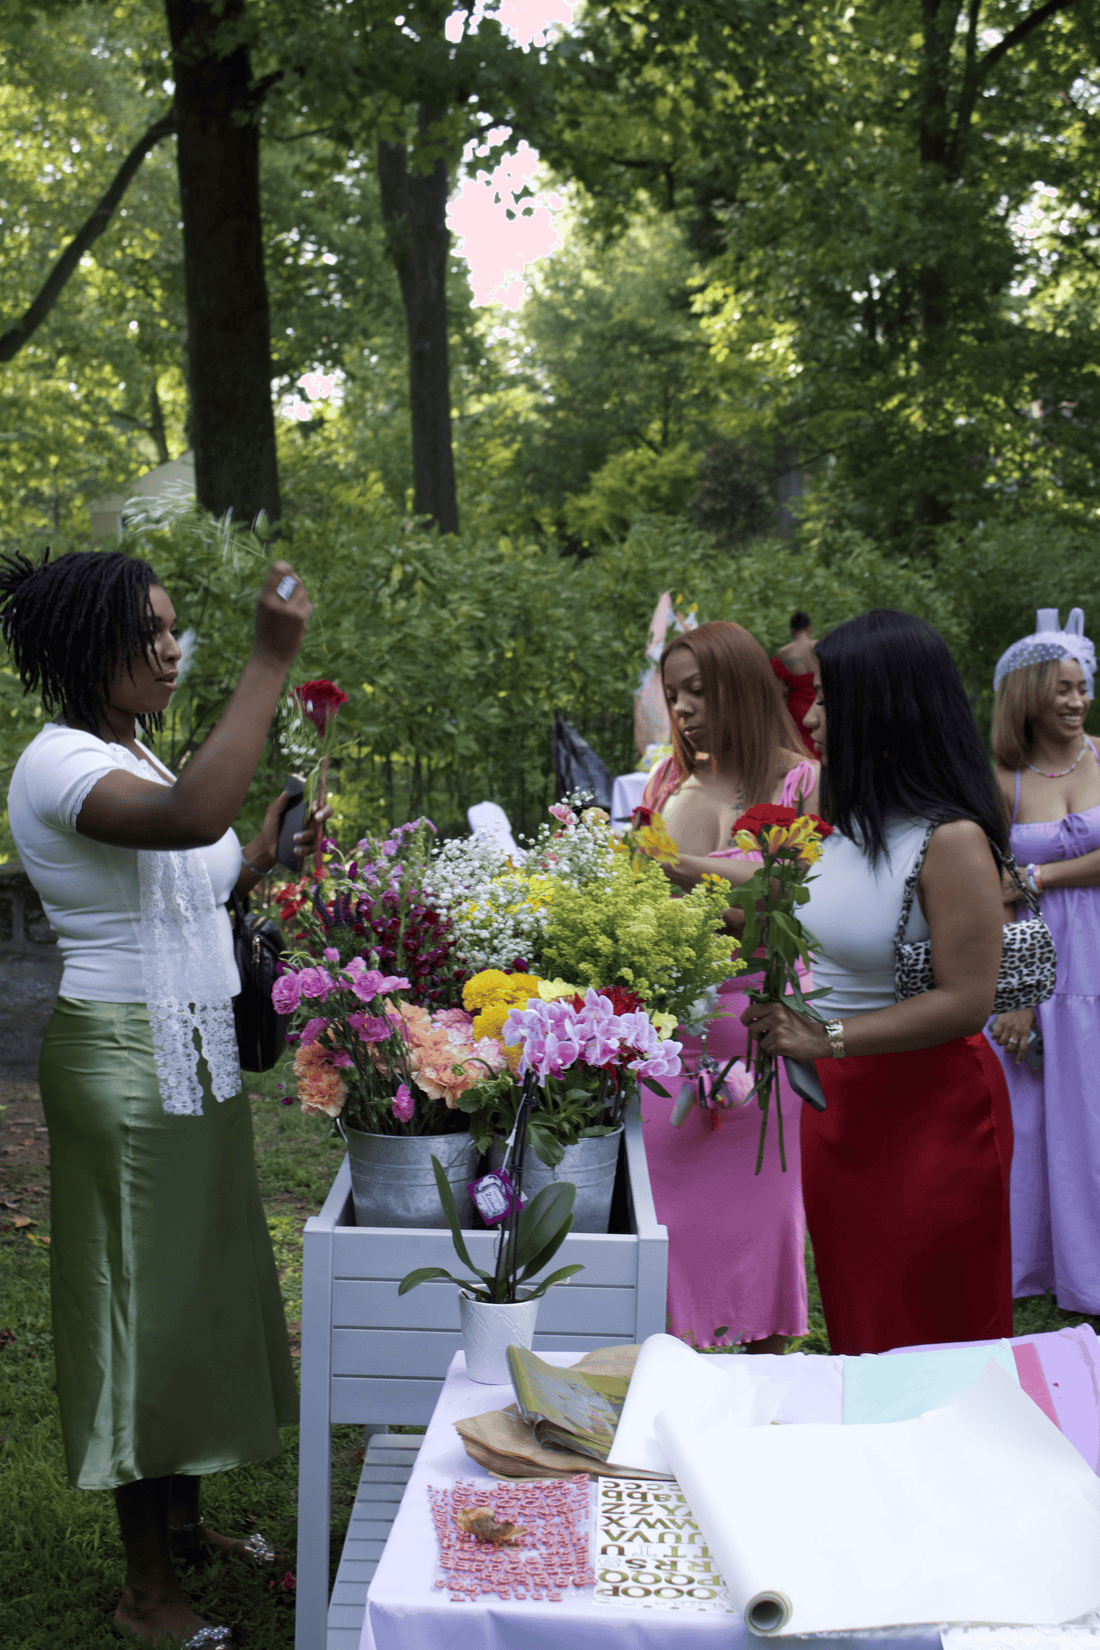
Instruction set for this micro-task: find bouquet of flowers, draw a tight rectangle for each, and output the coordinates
[540,829,737,1031]
[710,804,832,1173]
[455,970,683,1167]
[276,952,508,1135]
[420,801,613,974]
[275,820,463,1009]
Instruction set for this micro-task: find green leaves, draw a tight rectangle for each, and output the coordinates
[397,1156,581,1304]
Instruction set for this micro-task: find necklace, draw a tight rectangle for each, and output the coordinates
[1026,740,1088,779]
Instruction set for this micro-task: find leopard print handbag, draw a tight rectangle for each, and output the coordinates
[893,824,1057,1013]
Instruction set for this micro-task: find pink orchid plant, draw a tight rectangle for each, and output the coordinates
[453,988,683,1169]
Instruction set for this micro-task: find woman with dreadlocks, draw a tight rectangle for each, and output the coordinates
[3,549,318,1648]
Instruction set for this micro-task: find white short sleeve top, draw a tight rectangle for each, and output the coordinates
[8,723,242,1002]
[800,819,932,1018]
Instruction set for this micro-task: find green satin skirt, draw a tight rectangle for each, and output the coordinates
[39,997,298,1491]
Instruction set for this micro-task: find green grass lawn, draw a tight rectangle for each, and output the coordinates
[1,1066,1098,1647]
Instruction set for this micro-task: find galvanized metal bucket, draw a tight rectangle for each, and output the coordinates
[459,1293,540,1384]
[488,1125,624,1234]
[344,1127,478,1229]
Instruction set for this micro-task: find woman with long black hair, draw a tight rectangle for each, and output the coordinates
[743,610,1014,1355]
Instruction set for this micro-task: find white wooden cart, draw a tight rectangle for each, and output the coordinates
[295,1104,669,1650]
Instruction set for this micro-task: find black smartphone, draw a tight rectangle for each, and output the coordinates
[276,773,307,871]
[783,1056,827,1112]
[1023,1028,1044,1075]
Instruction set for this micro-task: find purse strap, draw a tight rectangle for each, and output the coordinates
[893,823,936,950]
[893,824,1038,950]
[987,838,1040,916]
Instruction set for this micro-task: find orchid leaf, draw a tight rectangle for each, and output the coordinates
[525,1263,585,1299]
[398,1265,461,1295]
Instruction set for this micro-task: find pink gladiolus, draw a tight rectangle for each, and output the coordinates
[271,972,302,1015]
[393,1083,415,1122]
[299,1017,330,1047]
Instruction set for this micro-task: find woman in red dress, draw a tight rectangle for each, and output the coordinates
[743,610,1014,1355]
[770,610,817,758]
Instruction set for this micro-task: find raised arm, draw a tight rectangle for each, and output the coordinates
[77,562,311,852]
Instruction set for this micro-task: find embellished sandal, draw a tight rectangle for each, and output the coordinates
[182,1628,234,1649]
[169,1516,275,1569]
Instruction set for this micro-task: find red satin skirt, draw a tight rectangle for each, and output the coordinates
[801,1035,1014,1355]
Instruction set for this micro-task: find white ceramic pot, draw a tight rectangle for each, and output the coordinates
[459,1292,540,1384]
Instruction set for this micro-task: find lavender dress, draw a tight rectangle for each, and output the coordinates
[985,758,1100,1313]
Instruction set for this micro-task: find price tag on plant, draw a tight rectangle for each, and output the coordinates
[467,1169,521,1226]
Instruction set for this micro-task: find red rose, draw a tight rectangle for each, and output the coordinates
[631,804,654,829]
[294,678,349,734]
[731,804,800,836]
[732,804,833,839]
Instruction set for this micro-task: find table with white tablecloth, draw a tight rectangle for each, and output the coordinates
[611,772,650,830]
[361,1331,1100,1650]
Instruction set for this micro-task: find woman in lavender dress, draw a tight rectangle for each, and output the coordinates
[986,609,1100,1313]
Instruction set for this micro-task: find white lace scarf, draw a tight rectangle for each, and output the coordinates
[138,847,241,1116]
[113,745,240,1115]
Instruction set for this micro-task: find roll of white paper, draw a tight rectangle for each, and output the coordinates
[654,1360,1100,1635]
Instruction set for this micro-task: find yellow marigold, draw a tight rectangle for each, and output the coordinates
[462,970,513,1012]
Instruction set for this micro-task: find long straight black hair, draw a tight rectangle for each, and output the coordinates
[815,609,1007,861]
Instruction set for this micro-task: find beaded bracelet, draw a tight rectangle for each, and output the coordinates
[1025,862,1044,895]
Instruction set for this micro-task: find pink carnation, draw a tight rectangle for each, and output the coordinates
[272,972,302,1015]
[298,966,334,1001]
[299,1017,330,1047]
[293,1040,347,1119]
[393,1083,415,1122]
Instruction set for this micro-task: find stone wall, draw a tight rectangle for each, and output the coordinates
[0,865,62,1076]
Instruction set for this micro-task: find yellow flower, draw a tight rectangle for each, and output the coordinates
[649,1008,678,1040]
[537,977,581,1001]
[634,812,679,865]
[733,831,759,853]
[462,970,513,1012]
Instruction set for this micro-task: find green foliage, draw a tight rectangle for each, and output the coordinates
[0,485,1003,861]
[562,442,699,545]
[397,1153,581,1303]
[547,0,1100,539]
[541,850,734,1024]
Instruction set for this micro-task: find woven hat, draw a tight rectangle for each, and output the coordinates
[993,607,1095,697]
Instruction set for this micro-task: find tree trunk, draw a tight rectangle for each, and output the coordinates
[378,107,458,536]
[911,0,962,543]
[164,0,280,524]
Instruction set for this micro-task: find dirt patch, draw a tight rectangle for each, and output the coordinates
[0,1077,50,1234]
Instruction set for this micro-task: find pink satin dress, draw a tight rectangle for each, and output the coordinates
[639,759,814,1346]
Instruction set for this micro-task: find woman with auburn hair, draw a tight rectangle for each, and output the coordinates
[641,619,819,1353]
[985,609,1100,1314]
[743,610,1013,1356]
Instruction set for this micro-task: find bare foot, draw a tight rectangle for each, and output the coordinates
[114,1585,223,1645]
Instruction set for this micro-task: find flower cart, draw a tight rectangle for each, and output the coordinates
[294,1099,668,1650]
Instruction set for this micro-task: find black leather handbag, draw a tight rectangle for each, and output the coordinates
[230,892,290,1072]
